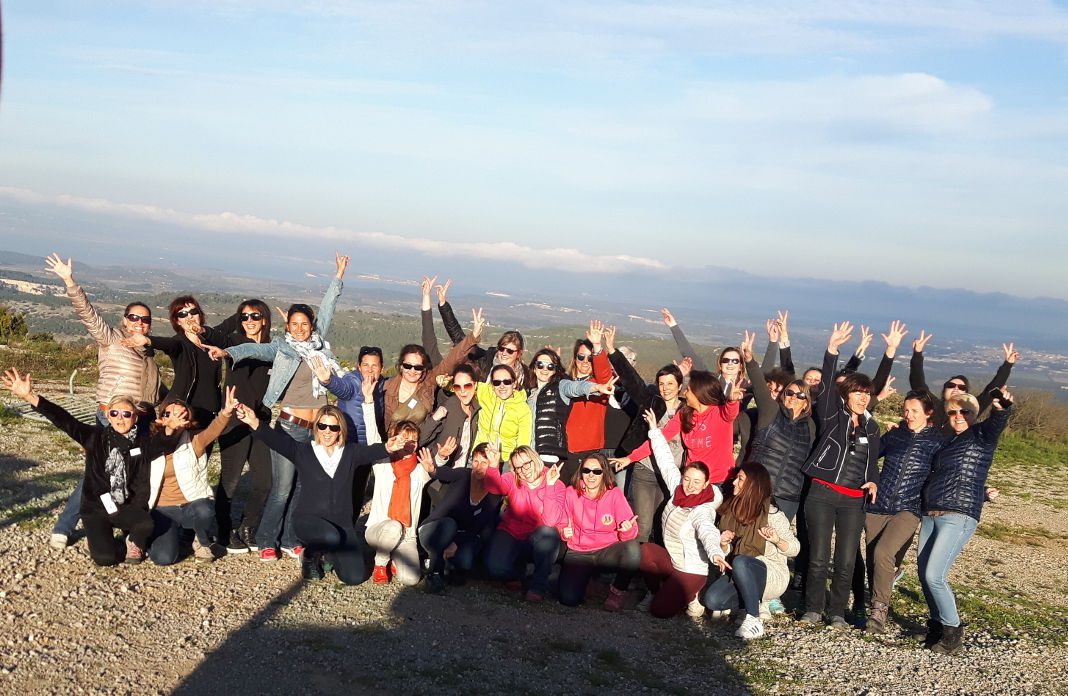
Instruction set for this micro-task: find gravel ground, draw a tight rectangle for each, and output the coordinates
[1,400,1066,695]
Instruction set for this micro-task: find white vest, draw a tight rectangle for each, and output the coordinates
[147,432,213,508]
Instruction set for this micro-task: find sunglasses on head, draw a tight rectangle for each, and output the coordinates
[124,313,151,324]
[580,467,604,475]
[401,362,426,372]
[239,312,264,321]
[491,378,514,387]
[176,308,202,319]
[944,381,967,391]
[316,422,341,432]
[497,346,519,355]
[452,382,475,391]
[783,389,807,400]
[720,357,741,365]
[109,409,135,419]
[946,408,972,417]
[535,360,556,370]
[575,353,593,362]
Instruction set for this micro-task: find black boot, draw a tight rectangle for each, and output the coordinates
[930,624,963,655]
[914,619,943,647]
[301,552,324,581]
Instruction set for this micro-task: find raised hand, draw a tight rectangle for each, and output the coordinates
[45,253,75,285]
[360,374,379,402]
[876,376,897,402]
[308,355,333,384]
[436,436,458,461]
[586,320,604,347]
[856,325,873,357]
[603,325,617,354]
[471,307,485,341]
[545,462,562,487]
[234,403,260,430]
[1003,342,1020,364]
[484,442,499,464]
[185,329,207,350]
[776,310,790,342]
[673,356,693,378]
[660,307,677,328]
[2,368,37,405]
[765,319,781,344]
[220,386,238,416]
[591,375,618,396]
[617,515,638,533]
[417,447,437,475]
[828,321,854,354]
[385,435,414,454]
[881,320,908,357]
[728,382,745,402]
[992,388,1014,410]
[740,330,756,363]
[912,329,933,353]
[610,457,632,472]
[420,275,437,310]
[120,333,151,348]
[435,278,452,306]
[335,251,350,279]
[643,407,658,431]
[275,306,289,323]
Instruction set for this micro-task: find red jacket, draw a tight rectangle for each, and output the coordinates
[565,350,612,453]
[628,401,740,483]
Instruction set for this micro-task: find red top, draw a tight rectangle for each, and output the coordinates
[628,401,741,484]
[565,350,612,453]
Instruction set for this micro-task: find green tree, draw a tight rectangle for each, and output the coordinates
[0,305,28,343]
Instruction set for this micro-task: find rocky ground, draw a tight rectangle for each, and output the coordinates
[1,392,1066,695]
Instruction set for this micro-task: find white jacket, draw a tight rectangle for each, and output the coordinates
[365,461,431,541]
[649,428,725,575]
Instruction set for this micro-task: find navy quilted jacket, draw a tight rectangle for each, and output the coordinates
[868,424,945,516]
[922,407,1011,521]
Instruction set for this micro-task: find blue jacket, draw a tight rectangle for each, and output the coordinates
[323,370,386,445]
[868,424,944,516]
[922,407,1010,521]
[226,278,342,409]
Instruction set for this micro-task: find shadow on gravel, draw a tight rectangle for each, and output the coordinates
[0,454,79,530]
[172,575,753,696]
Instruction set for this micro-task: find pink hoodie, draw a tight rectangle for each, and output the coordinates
[484,467,566,541]
[558,486,638,553]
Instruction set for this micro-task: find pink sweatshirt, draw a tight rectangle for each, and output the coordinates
[627,401,740,484]
[557,486,638,553]
[484,467,566,541]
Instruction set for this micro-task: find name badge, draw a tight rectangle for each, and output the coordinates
[100,493,118,515]
[858,437,869,445]
[129,448,142,457]
[407,398,418,409]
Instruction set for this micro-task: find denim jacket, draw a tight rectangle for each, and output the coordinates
[226,277,342,408]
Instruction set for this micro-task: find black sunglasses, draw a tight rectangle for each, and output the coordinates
[944,381,967,391]
[946,409,973,417]
[783,389,807,400]
[109,409,135,418]
[124,313,151,324]
[574,353,593,362]
[491,378,514,387]
[401,362,426,372]
[316,422,341,432]
[239,312,264,321]
[176,308,202,319]
[161,409,184,418]
[720,357,741,365]
[497,346,519,355]
[534,360,556,370]
[581,467,604,475]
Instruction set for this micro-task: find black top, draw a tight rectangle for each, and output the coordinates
[149,332,222,425]
[910,351,1013,427]
[425,466,501,533]
[199,314,272,420]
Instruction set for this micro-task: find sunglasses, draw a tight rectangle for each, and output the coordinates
[316,422,342,432]
[161,409,185,418]
[575,353,593,362]
[176,308,202,319]
[783,389,808,400]
[946,409,973,417]
[534,360,556,370]
[580,467,604,475]
[491,378,514,387]
[401,362,427,372]
[124,314,151,324]
[720,357,741,365]
[452,382,475,392]
[944,381,967,391]
[109,409,135,419]
[239,312,264,321]
[497,346,519,355]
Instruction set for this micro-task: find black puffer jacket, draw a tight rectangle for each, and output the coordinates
[744,359,815,502]
[531,379,572,460]
[868,424,944,516]
[922,407,1010,521]
[802,351,880,489]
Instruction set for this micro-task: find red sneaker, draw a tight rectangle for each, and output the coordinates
[259,548,279,562]
[282,546,304,559]
[389,561,398,577]
[524,590,544,603]
[372,564,390,584]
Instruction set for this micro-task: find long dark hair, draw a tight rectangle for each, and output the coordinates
[680,370,726,434]
[168,296,203,333]
[723,462,772,526]
[526,348,565,390]
[567,339,595,379]
[569,452,615,498]
[238,299,271,339]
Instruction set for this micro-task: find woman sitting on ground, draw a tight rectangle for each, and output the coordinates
[3,369,181,566]
[237,403,406,583]
[556,453,641,610]
[482,445,566,602]
[701,462,800,641]
[638,411,727,619]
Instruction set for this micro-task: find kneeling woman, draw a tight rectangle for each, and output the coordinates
[237,404,406,582]
[482,445,566,602]
[3,369,180,566]
[701,463,799,640]
[145,390,238,565]
[557,453,641,610]
[417,442,502,593]
[639,411,727,619]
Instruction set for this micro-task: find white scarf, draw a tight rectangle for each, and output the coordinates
[284,332,340,399]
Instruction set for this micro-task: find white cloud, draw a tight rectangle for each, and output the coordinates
[0,186,667,274]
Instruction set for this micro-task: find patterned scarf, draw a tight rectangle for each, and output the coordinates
[283,331,339,399]
[103,425,138,506]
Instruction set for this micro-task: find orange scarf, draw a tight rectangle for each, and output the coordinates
[387,454,419,527]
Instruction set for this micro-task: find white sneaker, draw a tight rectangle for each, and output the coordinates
[49,533,68,550]
[735,614,765,641]
[709,609,730,621]
[686,597,706,618]
[637,593,654,612]
[759,601,772,621]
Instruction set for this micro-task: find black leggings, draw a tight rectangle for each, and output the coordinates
[291,514,367,586]
[557,539,641,606]
[82,506,154,567]
[215,422,273,538]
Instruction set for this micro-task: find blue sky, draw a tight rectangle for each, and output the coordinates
[2,1,1067,298]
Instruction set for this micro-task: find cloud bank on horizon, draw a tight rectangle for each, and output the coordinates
[1,1,1066,298]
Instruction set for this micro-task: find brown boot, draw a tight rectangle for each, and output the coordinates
[866,601,889,634]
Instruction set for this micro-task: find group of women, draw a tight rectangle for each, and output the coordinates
[6,252,1019,654]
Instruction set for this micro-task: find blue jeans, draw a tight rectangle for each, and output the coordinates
[147,499,218,565]
[701,555,768,618]
[483,526,561,595]
[418,518,485,576]
[917,513,977,628]
[255,419,310,550]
